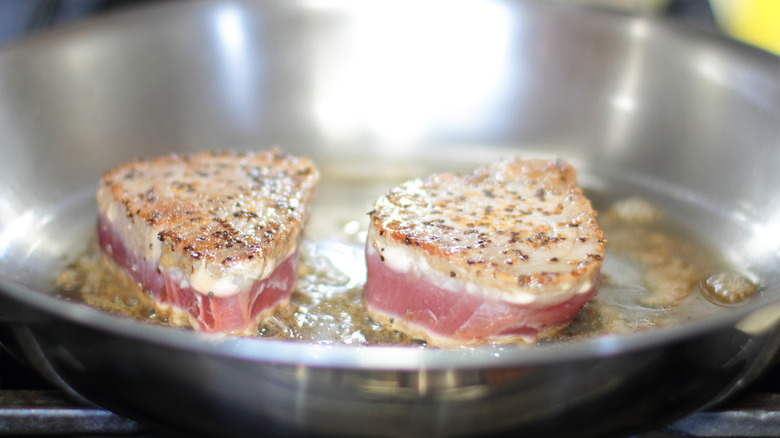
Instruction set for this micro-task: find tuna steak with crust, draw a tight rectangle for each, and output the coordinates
[364,157,605,346]
[97,149,318,334]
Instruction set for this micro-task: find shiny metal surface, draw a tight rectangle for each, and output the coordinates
[0,0,779,437]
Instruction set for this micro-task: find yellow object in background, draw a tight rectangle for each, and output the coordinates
[710,0,780,55]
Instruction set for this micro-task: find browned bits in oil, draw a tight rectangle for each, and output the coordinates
[700,272,759,305]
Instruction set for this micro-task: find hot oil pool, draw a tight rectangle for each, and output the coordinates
[55,160,760,348]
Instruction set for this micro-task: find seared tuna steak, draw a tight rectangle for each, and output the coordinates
[97,149,318,334]
[365,157,604,346]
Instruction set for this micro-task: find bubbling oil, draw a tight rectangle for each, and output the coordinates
[55,180,759,347]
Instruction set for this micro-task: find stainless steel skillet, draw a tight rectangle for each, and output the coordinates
[0,1,779,437]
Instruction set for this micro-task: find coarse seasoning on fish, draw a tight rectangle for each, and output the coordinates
[97,149,319,334]
[364,157,605,346]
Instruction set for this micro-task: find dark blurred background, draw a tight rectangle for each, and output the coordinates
[0,0,166,46]
[0,0,720,48]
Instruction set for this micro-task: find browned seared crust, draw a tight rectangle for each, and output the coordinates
[99,149,318,268]
[368,157,605,295]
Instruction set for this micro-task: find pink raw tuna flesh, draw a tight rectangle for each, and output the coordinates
[96,149,318,334]
[364,157,605,346]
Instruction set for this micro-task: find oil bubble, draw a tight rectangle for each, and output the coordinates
[700,272,758,305]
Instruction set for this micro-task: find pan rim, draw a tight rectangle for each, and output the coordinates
[0,271,765,370]
[1,0,779,64]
